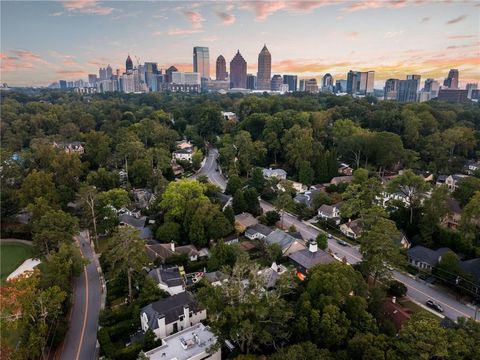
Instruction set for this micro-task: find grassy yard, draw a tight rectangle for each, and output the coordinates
[0,242,33,284]
[397,298,441,320]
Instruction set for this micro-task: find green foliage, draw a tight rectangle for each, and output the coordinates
[155,221,182,243]
[226,175,243,195]
[233,189,247,214]
[208,239,239,271]
[270,342,332,360]
[454,176,480,207]
[388,280,407,297]
[265,210,281,226]
[316,233,328,250]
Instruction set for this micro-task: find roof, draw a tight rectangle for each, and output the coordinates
[119,214,146,229]
[146,244,199,261]
[235,213,258,228]
[459,258,480,284]
[342,219,363,236]
[173,148,193,154]
[245,223,272,237]
[318,204,336,217]
[383,299,411,332]
[330,176,354,184]
[141,292,201,330]
[204,271,228,284]
[262,168,287,178]
[265,229,301,252]
[294,189,321,208]
[407,246,452,266]
[289,248,335,269]
[148,266,184,288]
[436,175,448,183]
[212,192,232,207]
[258,267,279,289]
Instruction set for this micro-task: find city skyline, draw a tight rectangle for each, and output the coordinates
[1,0,479,87]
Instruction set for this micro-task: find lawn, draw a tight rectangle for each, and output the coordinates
[0,242,33,284]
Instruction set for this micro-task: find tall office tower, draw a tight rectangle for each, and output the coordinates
[384,79,399,100]
[216,55,227,81]
[358,71,374,95]
[106,65,113,80]
[144,62,159,91]
[346,70,359,94]
[443,69,459,89]
[424,78,439,98]
[397,75,421,102]
[246,74,257,90]
[271,74,283,91]
[230,50,247,89]
[193,47,210,79]
[299,79,306,92]
[466,83,478,99]
[99,67,106,80]
[305,79,319,93]
[59,80,67,89]
[165,66,178,83]
[126,55,133,73]
[335,79,347,93]
[257,44,272,90]
[283,75,298,92]
[88,74,97,85]
[438,88,468,103]
[322,73,334,92]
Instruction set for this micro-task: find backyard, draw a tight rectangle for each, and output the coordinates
[0,241,33,284]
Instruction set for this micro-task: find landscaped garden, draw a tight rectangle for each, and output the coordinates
[0,241,33,284]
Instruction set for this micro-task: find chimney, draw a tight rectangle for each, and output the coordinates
[392,296,396,304]
[183,304,190,329]
[309,240,318,253]
[170,241,175,252]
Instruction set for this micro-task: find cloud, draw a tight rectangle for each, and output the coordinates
[343,0,409,12]
[1,50,49,71]
[446,42,479,50]
[50,11,64,16]
[61,0,114,15]
[167,28,203,36]
[56,69,88,78]
[202,36,220,42]
[152,31,163,36]
[421,16,430,22]
[216,11,236,25]
[168,9,204,35]
[345,31,359,38]
[384,30,404,38]
[446,15,467,25]
[239,1,335,21]
[448,34,475,39]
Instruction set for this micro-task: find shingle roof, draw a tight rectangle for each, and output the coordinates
[265,229,299,251]
[146,244,199,261]
[212,192,232,207]
[148,266,184,287]
[289,248,335,269]
[294,189,321,208]
[119,214,146,229]
[407,246,452,266]
[245,224,273,237]
[141,292,201,330]
[459,258,480,284]
[343,219,363,236]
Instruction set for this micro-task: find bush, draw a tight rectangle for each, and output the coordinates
[99,305,134,327]
[98,327,116,358]
[388,280,407,297]
[265,210,281,226]
[108,319,137,343]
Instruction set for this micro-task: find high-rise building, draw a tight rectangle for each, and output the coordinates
[246,74,257,90]
[106,65,112,80]
[193,47,210,79]
[230,50,247,89]
[384,79,399,100]
[305,79,319,93]
[144,62,159,91]
[466,83,478,99]
[216,55,227,81]
[299,79,306,92]
[322,73,334,92]
[126,55,133,73]
[424,78,440,98]
[397,75,421,102]
[88,74,97,85]
[335,79,347,93]
[59,80,67,89]
[438,88,468,103]
[99,67,107,81]
[443,69,459,89]
[257,44,272,91]
[165,66,178,83]
[283,75,297,92]
[347,70,374,95]
[271,74,283,91]
[346,70,359,94]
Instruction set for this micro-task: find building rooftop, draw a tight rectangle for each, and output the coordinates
[148,266,184,288]
[145,323,218,360]
[289,248,335,270]
[245,223,273,237]
[407,246,452,266]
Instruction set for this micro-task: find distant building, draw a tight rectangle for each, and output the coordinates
[283,75,297,92]
[170,72,201,93]
[246,74,257,90]
[206,79,230,92]
[443,69,459,89]
[165,66,178,83]
[347,70,374,95]
[289,240,335,277]
[299,79,306,92]
[335,79,347,93]
[466,83,478,99]
[126,54,133,73]
[424,78,440,98]
[148,266,186,295]
[270,74,283,91]
[257,44,272,91]
[407,246,452,271]
[230,50,247,89]
[193,46,210,79]
[305,78,319,93]
[397,75,421,103]
[384,79,399,100]
[437,88,469,103]
[262,167,287,180]
[265,229,306,256]
[340,219,363,239]
[322,73,334,92]
[59,80,67,89]
[88,74,97,85]
[215,55,227,81]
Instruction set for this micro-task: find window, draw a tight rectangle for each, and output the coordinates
[179,315,184,321]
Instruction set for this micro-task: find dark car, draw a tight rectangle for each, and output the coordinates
[337,239,348,246]
[426,299,444,313]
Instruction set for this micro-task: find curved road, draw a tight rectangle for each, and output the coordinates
[60,231,102,360]
[197,147,478,322]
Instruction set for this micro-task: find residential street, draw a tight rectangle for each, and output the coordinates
[59,231,102,360]
[198,147,478,322]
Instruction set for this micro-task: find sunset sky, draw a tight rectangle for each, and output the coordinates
[1,0,479,87]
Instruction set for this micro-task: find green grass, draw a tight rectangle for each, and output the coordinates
[0,242,33,284]
[398,298,441,320]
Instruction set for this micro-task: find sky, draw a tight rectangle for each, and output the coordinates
[1,0,479,87]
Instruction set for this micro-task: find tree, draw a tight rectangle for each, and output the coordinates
[244,188,262,216]
[248,167,266,193]
[78,185,99,248]
[388,281,407,297]
[192,149,203,170]
[207,239,239,271]
[387,170,430,224]
[86,168,120,191]
[223,205,235,225]
[266,243,283,263]
[298,160,314,186]
[454,176,480,207]
[419,186,449,246]
[282,125,314,172]
[270,342,332,360]
[226,175,243,195]
[265,210,281,226]
[318,304,351,348]
[275,192,293,229]
[233,189,247,214]
[83,130,112,168]
[316,233,328,250]
[19,170,58,207]
[155,222,182,243]
[459,191,480,253]
[106,227,148,303]
[160,179,207,220]
[347,333,395,360]
[32,209,79,256]
[436,251,461,284]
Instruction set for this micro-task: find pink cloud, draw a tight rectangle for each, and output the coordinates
[152,31,163,36]
[216,11,236,25]
[448,34,475,39]
[61,0,114,15]
[168,28,203,36]
[343,0,409,12]
[446,15,467,25]
[168,9,204,35]
[56,69,88,78]
[239,1,343,21]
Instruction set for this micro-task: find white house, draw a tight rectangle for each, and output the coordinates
[318,203,342,224]
[245,224,273,240]
[140,292,207,340]
[148,266,185,296]
[262,168,287,180]
[340,220,363,240]
[172,148,194,162]
[277,179,308,194]
[436,174,467,192]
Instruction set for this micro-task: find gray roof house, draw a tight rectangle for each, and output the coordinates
[118,213,153,240]
[294,189,321,208]
[140,292,206,339]
[318,202,342,225]
[245,224,273,240]
[459,258,480,288]
[146,242,201,263]
[264,229,306,256]
[262,168,287,180]
[289,240,335,276]
[212,192,233,211]
[148,266,185,295]
[407,246,452,271]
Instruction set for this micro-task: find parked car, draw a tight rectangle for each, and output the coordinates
[337,239,348,246]
[327,233,332,239]
[426,299,444,313]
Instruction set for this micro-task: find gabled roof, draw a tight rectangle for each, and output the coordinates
[148,266,184,287]
[245,223,272,237]
[212,192,232,207]
[173,148,193,154]
[119,214,146,228]
[459,258,480,284]
[342,219,363,236]
[146,244,199,261]
[289,248,335,269]
[294,189,321,208]
[141,292,201,330]
[318,204,337,217]
[407,246,452,266]
[265,229,302,252]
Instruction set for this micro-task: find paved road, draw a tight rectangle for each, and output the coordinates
[196,147,478,322]
[60,231,102,360]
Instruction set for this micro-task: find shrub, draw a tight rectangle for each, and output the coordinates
[98,327,116,358]
[388,280,407,297]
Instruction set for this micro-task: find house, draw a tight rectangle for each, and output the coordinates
[262,168,287,180]
[277,179,308,194]
[340,219,363,239]
[383,298,411,332]
[146,242,202,263]
[289,240,335,277]
[379,191,410,208]
[204,271,228,287]
[338,163,353,176]
[212,192,232,211]
[459,258,480,292]
[176,139,193,150]
[330,176,354,185]
[414,170,434,182]
[257,262,288,289]
[407,246,452,271]
[144,323,220,360]
[171,159,184,177]
[53,141,84,154]
[396,232,411,249]
[436,174,467,192]
[464,159,480,175]
[221,111,237,122]
[318,203,342,225]
[294,189,321,209]
[118,169,128,184]
[235,212,258,230]
[172,148,194,162]
[223,233,239,245]
[140,292,206,339]
[148,266,186,295]
[264,229,306,256]
[118,213,153,240]
[132,188,156,210]
[441,198,462,230]
[245,224,273,240]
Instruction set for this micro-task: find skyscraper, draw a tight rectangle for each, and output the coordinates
[335,80,347,93]
[230,50,247,89]
[165,66,178,83]
[424,78,439,98]
[397,75,421,102]
[271,74,283,91]
[145,62,159,91]
[305,79,319,93]
[466,83,478,99]
[193,47,210,79]
[216,55,227,81]
[347,70,374,95]
[88,74,97,85]
[59,80,67,89]
[257,44,272,91]
[246,74,257,90]
[443,69,459,89]
[299,79,306,92]
[384,79,399,100]
[126,55,133,73]
[322,73,334,92]
[283,75,298,92]
[106,65,112,80]
[346,71,359,94]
